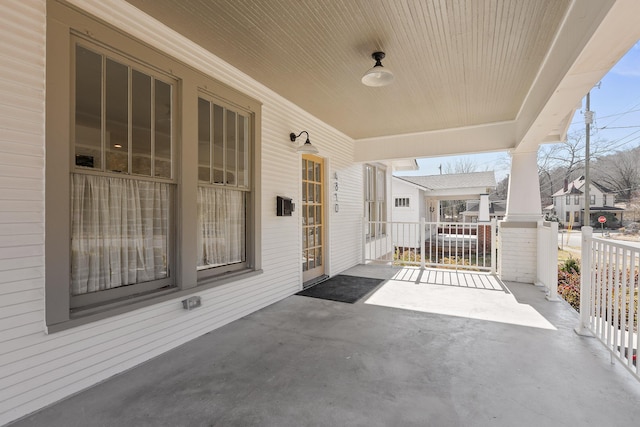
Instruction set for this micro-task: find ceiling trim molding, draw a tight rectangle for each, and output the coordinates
[354,121,516,163]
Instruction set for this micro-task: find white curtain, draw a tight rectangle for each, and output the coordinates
[71,174,170,295]
[197,186,245,268]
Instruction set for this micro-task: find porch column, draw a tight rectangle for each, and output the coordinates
[477,194,492,256]
[499,150,543,282]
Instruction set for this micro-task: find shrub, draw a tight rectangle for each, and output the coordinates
[560,257,580,274]
[557,268,581,311]
[557,258,640,329]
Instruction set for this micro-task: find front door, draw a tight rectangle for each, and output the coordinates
[302,155,325,283]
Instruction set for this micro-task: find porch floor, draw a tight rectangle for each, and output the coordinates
[13,266,640,427]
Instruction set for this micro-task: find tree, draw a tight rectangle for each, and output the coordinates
[537,130,617,207]
[591,147,640,204]
[443,157,479,174]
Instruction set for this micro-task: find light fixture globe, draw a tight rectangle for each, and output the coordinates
[290,131,319,154]
[361,51,394,87]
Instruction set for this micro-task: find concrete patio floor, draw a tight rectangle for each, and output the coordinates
[11,266,640,427]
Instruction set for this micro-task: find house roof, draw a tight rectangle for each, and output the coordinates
[552,176,611,197]
[397,171,496,192]
[123,0,640,162]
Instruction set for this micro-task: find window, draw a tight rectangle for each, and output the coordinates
[574,211,580,223]
[395,197,410,208]
[71,41,176,308]
[574,195,580,205]
[590,195,596,205]
[603,195,607,206]
[197,95,251,276]
[364,164,386,238]
[46,4,261,329]
[566,195,570,205]
[566,212,570,223]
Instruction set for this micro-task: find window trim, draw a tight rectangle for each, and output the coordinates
[70,38,179,309]
[46,2,262,330]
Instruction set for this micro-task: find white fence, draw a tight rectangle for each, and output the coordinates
[363,219,496,272]
[578,226,639,378]
[536,220,559,300]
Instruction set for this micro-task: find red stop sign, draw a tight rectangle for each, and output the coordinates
[598,215,607,224]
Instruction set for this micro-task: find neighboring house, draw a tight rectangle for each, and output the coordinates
[1,1,638,424]
[550,176,624,226]
[393,171,497,223]
[462,200,507,222]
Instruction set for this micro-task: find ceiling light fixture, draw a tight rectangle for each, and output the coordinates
[290,131,319,154]
[361,51,394,87]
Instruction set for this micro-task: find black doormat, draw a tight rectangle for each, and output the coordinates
[296,275,384,304]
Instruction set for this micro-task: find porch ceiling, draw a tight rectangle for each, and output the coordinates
[124,0,640,161]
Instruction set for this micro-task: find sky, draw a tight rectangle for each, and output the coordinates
[395,41,640,183]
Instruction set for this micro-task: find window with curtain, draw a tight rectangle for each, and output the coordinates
[71,41,175,306]
[46,7,262,327]
[197,95,251,274]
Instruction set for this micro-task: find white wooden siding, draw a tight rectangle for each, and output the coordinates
[0,0,365,424]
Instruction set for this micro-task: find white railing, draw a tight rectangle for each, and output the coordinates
[363,218,496,272]
[577,226,639,378]
[536,220,559,300]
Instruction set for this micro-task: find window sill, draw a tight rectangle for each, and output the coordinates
[46,269,263,334]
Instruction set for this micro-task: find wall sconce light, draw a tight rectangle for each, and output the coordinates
[290,131,319,154]
[361,51,394,87]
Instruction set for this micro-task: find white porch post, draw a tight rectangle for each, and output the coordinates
[499,150,543,282]
[478,194,490,222]
[575,226,593,335]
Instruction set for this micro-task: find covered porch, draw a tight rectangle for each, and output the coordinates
[4,0,640,424]
[13,265,640,426]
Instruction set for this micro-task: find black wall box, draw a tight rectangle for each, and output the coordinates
[277,196,293,216]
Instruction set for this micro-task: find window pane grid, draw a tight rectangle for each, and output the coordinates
[74,43,173,180]
[197,96,252,273]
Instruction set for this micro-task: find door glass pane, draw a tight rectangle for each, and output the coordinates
[302,250,308,271]
[132,70,151,176]
[197,98,211,182]
[315,162,321,182]
[308,183,314,202]
[155,80,172,178]
[213,104,224,183]
[302,159,307,180]
[226,110,237,185]
[309,204,315,225]
[316,206,322,224]
[75,46,102,170]
[302,182,307,202]
[316,247,322,267]
[307,161,314,183]
[316,226,322,245]
[308,250,315,269]
[315,184,321,203]
[105,58,128,174]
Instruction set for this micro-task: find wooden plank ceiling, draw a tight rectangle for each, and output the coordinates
[122,0,640,161]
[125,0,568,138]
